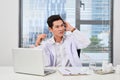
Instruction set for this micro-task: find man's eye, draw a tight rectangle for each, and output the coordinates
[61,24,64,26]
[55,26,59,28]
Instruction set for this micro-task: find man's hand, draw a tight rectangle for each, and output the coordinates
[64,22,76,32]
[35,34,47,46]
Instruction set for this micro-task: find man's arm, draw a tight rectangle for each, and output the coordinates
[72,29,91,49]
[65,22,91,49]
[35,34,47,47]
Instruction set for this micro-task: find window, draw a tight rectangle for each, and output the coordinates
[76,0,113,66]
[19,0,75,47]
[19,0,113,65]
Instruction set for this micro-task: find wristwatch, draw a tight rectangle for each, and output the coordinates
[71,28,76,32]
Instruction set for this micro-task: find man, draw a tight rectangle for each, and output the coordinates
[35,15,90,67]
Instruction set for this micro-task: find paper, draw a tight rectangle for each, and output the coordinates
[58,67,90,76]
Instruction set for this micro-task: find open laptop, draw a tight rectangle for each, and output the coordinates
[12,48,56,76]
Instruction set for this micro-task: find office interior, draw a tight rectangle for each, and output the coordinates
[0,0,120,67]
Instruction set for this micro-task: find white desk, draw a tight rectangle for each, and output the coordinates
[0,67,120,80]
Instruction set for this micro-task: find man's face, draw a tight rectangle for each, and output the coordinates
[49,20,65,38]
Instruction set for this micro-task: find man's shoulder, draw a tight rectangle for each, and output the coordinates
[44,38,54,45]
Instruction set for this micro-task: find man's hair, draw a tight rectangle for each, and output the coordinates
[47,15,64,28]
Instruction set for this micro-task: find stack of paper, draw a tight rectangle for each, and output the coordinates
[58,67,90,76]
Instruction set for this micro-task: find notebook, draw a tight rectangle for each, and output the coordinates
[12,48,56,76]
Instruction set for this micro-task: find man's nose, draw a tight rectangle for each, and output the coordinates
[59,27,64,30]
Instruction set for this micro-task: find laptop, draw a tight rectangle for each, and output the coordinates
[12,48,56,76]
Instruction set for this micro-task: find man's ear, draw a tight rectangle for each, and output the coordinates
[49,27,53,32]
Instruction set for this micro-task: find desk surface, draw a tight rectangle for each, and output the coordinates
[0,67,120,80]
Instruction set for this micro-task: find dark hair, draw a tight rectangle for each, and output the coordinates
[47,15,64,28]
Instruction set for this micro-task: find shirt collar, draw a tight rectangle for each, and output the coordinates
[50,35,66,44]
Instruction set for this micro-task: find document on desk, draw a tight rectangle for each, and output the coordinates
[58,67,90,76]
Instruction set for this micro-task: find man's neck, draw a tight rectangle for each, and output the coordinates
[54,36,63,43]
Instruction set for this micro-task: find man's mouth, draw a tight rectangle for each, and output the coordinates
[59,32,64,34]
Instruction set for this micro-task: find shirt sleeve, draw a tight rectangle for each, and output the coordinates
[71,29,91,49]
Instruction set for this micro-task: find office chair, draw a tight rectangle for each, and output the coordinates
[77,49,81,58]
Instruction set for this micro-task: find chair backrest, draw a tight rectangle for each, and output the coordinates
[77,49,81,58]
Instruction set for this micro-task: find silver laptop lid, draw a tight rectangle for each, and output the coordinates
[12,48,45,75]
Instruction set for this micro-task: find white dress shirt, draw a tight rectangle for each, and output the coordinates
[37,29,91,67]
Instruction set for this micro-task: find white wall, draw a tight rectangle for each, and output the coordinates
[113,0,120,65]
[0,0,18,66]
[0,0,120,66]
